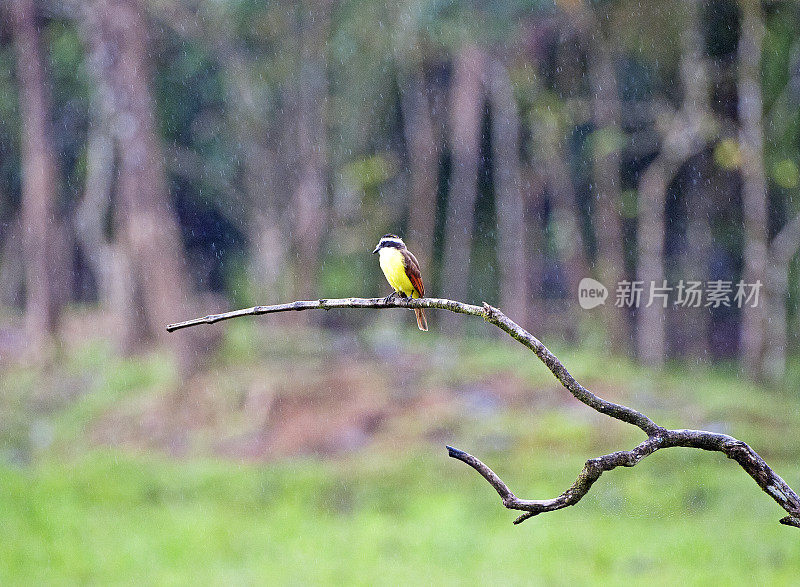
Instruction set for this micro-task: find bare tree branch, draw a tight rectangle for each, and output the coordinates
[167,297,800,527]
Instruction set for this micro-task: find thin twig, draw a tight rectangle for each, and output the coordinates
[168,297,800,527]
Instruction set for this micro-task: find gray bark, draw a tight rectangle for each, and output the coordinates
[73,90,136,348]
[82,0,206,370]
[763,212,800,379]
[488,58,529,326]
[0,217,24,309]
[399,57,440,277]
[675,154,713,359]
[636,0,712,366]
[10,0,63,349]
[545,134,588,304]
[290,2,329,303]
[219,48,287,297]
[738,0,769,375]
[441,46,486,331]
[587,12,627,351]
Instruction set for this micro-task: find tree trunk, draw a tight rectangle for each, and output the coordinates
[218,47,287,299]
[143,3,288,301]
[290,3,329,303]
[738,0,768,376]
[82,0,205,370]
[587,13,627,352]
[441,46,485,331]
[10,0,62,350]
[763,212,800,379]
[488,58,529,326]
[545,137,589,307]
[521,166,547,329]
[636,0,711,367]
[636,159,669,366]
[0,216,24,309]
[73,88,137,348]
[398,58,439,277]
[676,152,713,360]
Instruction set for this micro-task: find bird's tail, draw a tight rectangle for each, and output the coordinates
[415,308,428,331]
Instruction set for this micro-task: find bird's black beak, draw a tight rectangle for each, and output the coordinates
[372,245,380,254]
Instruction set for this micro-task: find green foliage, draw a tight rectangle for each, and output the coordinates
[762,3,798,113]
[153,40,225,147]
[414,0,549,49]
[772,159,799,190]
[589,127,627,160]
[319,251,373,300]
[45,21,89,102]
[342,155,396,193]
[714,138,742,170]
[619,188,638,219]
[762,3,800,205]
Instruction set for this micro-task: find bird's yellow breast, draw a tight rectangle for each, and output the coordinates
[379,248,417,297]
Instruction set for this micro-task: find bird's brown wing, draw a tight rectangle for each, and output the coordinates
[402,249,425,297]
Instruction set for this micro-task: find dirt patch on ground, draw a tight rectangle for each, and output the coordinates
[92,352,559,461]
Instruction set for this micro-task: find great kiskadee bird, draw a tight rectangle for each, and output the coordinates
[372,234,428,331]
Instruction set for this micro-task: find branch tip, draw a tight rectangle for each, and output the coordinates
[513,512,536,525]
[446,445,468,459]
[780,516,800,528]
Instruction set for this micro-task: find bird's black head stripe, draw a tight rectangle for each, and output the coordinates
[377,235,405,250]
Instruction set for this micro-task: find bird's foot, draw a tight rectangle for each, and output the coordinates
[383,292,399,302]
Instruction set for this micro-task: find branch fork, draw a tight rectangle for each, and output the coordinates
[167,297,800,528]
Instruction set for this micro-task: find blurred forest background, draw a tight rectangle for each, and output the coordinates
[2,0,800,376]
[2,0,800,583]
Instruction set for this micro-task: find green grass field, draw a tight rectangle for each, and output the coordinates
[1,320,799,584]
